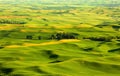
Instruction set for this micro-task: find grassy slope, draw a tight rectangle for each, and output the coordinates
[0,40,120,76]
[0,2,120,76]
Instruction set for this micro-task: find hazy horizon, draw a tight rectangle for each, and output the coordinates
[0,0,120,6]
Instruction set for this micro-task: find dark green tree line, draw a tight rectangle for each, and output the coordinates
[0,18,27,24]
[50,32,78,40]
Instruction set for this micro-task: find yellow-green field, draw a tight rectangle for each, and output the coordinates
[0,0,120,76]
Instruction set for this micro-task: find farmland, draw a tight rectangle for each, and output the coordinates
[0,0,120,76]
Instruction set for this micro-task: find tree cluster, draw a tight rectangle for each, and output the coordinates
[50,32,77,40]
[0,18,27,24]
[83,36,120,41]
[26,35,41,40]
[26,32,77,40]
[112,26,120,31]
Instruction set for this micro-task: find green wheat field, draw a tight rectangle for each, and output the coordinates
[0,0,120,76]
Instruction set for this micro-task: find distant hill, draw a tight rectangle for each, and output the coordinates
[0,0,120,6]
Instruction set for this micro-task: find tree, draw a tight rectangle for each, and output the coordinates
[26,35,33,39]
[38,36,41,40]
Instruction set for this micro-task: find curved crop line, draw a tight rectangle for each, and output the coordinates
[6,39,80,48]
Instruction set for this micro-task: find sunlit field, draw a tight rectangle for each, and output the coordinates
[0,0,120,76]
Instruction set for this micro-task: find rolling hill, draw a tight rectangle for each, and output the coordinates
[0,0,120,76]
